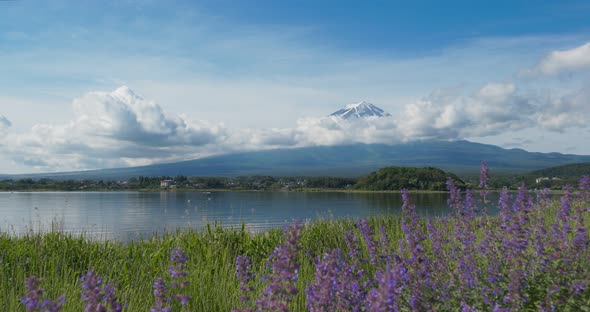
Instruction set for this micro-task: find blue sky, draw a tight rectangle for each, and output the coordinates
[1,1,590,173]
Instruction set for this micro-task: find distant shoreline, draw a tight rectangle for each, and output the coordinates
[0,188,567,194]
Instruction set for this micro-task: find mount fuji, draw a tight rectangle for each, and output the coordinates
[3,100,590,180]
[330,101,391,119]
[4,141,590,180]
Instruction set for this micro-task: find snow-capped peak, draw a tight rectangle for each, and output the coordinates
[330,101,391,119]
[344,101,371,109]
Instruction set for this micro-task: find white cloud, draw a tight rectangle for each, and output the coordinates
[0,87,227,171]
[1,83,589,173]
[531,41,590,76]
[537,86,590,131]
[288,82,586,147]
[259,83,538,146]
[72,86,225,146]
[394,83,536,140]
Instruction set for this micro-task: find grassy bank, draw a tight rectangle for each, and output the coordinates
[1,184,589,311]
[1,218,382,311]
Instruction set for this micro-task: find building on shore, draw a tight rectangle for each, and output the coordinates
[160,179,176,188]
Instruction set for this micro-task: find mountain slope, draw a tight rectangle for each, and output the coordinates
[3,141,590,180]
[527,162,590,178]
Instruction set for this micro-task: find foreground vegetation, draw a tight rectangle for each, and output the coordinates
[2,170,589,311]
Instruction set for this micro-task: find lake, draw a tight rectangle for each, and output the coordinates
[0,191,492,241]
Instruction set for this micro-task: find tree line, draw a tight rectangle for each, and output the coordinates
[0,167,464,192]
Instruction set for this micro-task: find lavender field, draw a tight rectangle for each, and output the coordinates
[4,171,590,311]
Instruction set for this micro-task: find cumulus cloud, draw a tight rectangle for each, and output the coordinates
[226,128,299,150]
[394,83,536,140]
[1,83,589,172]
[0,87,227,171]
[285,82,585,146]
[73,86,225,146]
[537,86,590,132]
[529,41,590,76]
[237,83,539,147]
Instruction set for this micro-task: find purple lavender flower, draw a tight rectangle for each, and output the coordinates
[553,186,573,247]
[572,280,588,295]
[152,247,192,311]
[572,225,587,251]
[537,188,552,207]
[579,175,589,198]
[235,255,255,304]
[366,263,404,312]
[498,187,511,226]
[40,295,66,312]
[463,188,478,219]
[358,219,379,266]
[558,186,573,220]
[344,231,361,268]
[232,170,590,311]
[21,276,65,312]
[342,231,368,311]
[168,248,192,308]
[306,249,343,312]
[151,278,171,312]
[447,177,463,215]
[426,219,452,306]
[81,270,103,312]
[169,248,189,278]
[255,222,302,312]
[381,189,431,311]
[379,226,392,266]
[305,246,366,312]
[80,270,122,312]
[478,160,490,189]
[461,302,476,312]
[21,276,43,312]
[103,284,122,312]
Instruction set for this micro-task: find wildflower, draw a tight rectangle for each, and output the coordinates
[446,177,463,214]
[306,249,343,312]
[579,175,590,202]
[366,263,404,312]
[21,276,43,312]
[235,255,255,305]
[151,278,171,312]
[21,276,65,312]
[169,248,189,278]
[80,270,122,312]
[478,160,490,189]
[168,248,192,308]
[255,222,302,312]
[40,296,66,312]
[358,219,379,266]
[461,302,476,312]
[498,187,511,226]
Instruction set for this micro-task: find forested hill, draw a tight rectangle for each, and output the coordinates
[354,166,464,191]
[527,162,590,178]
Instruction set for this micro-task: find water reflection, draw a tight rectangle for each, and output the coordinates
[0,190,514,241]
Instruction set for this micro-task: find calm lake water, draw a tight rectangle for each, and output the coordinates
[0,191,499,241]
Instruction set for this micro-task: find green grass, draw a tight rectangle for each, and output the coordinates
[0,217,404,311]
